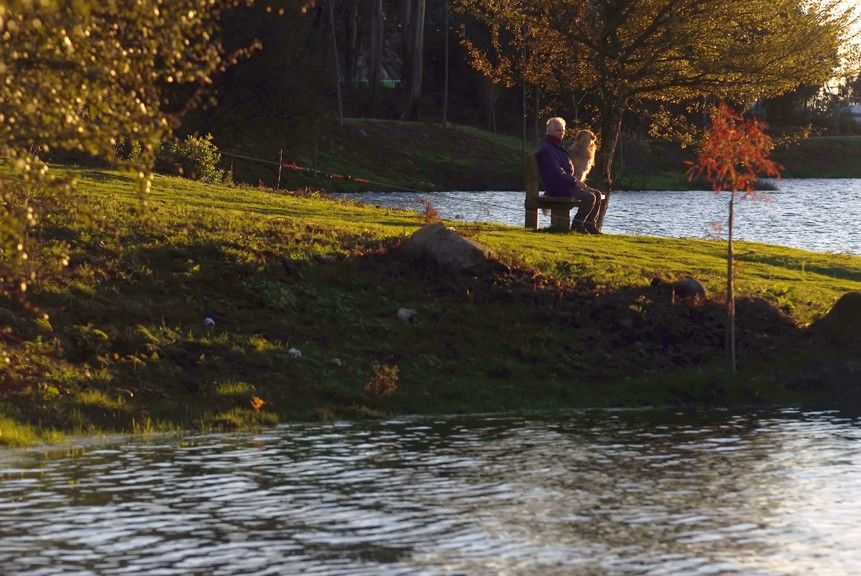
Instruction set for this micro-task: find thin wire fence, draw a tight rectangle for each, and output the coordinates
[219,149,527,216]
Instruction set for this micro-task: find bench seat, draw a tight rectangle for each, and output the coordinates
[524,155,604,230]
[525,195,583,229]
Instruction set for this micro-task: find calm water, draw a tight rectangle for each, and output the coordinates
[336,179,861,255]
[2,410,860,575]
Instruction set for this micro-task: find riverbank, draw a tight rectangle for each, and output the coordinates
[211,119,861,191]
[1,166,860,445]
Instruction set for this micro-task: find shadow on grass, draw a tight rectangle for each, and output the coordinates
[3,227,848,436]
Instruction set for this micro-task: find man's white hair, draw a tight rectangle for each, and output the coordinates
[546,117,566,133]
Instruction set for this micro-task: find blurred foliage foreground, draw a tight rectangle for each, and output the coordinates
[0,166,859,445]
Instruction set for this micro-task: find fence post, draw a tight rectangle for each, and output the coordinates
[277,149,283,190]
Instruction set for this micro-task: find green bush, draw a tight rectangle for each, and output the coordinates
[158,134,231,184]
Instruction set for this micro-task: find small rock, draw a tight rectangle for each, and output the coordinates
[288,347,302,358]
[281,257,299,276]
[203,317,215,327]
[330,358,343,367]
[672,278,707,300]
[397,307,418,324]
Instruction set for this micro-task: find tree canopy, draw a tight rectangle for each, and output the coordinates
[0,0,252,169]
[0,0,249,304]
[457,0,857,195]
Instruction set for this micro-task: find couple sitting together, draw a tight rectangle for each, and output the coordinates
[536,116,603,234]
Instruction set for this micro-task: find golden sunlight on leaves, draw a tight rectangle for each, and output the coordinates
[688,102,783,194]
[0,0,255,307]
[250,396,266,412]
[686,101,783,375]
[364,363,399,400]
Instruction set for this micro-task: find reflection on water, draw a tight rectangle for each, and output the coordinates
[1,411,860,575]
[335,178,861,255]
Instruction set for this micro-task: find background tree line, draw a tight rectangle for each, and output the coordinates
[199,0,860,141]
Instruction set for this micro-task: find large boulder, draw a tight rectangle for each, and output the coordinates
[810,291,861,352]
[400,224,493,271]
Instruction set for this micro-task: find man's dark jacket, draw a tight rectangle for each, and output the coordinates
[535,136,578,196]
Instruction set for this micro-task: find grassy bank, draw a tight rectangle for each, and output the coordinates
[771,136,861,178]
[1,166,860,445]
[210,120,861,192]
[218,118,527,192]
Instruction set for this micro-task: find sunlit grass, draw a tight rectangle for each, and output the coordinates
[0,415,64,447]
[215,381,255,399]
[0,164,858,445]
[59,165,860,324]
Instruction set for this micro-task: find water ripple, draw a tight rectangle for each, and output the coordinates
[335,179,861,254]
[1,410,860,575]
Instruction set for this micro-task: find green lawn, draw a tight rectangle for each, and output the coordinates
[1,165,858,445]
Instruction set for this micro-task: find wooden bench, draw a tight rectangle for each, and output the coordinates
[524,155,603,230]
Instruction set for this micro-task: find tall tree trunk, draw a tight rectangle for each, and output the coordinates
[402,0,425,120]
[343,0,360,87]
[442,0,449,126]
[594,95,625,230]
[400,0,414,93]
[521,79,527,160]
[520,29,527,161]
[327,0,344,125]
[368,0,384,116]
[485,81,498,132]
[570,93,581,123]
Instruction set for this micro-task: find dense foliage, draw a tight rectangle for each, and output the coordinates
[455,0,856,197]
[0,0,250,304]
[159,134,231,184]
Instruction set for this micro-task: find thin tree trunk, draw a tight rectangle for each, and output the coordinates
[727,191,737,375]
[594,98,625,230]
[400,0,414,93]
[442,0,449,126]
[490,96,496,132]
[485,81,498,132]
[402,0,425,120]
[521,80,527,160]
[534,85,541,143]
[343,0,360,87]
[328,0,344,126]
[521,26,527,161]
[368,0,384,116]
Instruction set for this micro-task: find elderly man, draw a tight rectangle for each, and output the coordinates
[535,117,602,233]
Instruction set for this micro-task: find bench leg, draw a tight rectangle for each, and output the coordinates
[550,208,571,230]
[525,207,539,229]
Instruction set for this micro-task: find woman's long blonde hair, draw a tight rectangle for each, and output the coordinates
[569,129,597,181]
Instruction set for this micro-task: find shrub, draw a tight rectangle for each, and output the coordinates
[364,363,399,400]
[158,134,231,184]
[418,198,441,224]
